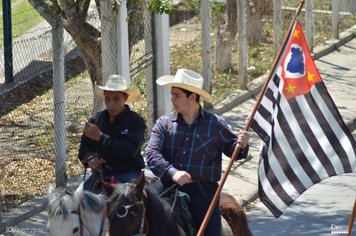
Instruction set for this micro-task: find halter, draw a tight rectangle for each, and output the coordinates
[110,190,148,236]
[71,196,107,236]
[71,205,107,236]
[115,201,144,218]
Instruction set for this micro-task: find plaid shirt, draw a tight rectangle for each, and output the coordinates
[145,108,248,182]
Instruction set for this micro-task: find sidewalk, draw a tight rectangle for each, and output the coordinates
[1,28,356,236]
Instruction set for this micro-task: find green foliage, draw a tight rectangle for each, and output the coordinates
[149,0,174,15]
[179,0,200,14]
[211,2,225,15]
[178,0,226,23]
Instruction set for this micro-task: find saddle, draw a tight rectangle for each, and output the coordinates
[149,179,196,236]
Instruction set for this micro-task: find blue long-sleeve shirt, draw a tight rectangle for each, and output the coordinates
[145,108,248,183]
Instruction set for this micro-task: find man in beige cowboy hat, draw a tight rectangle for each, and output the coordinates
[145,69,250,236]
[78,74,146,192]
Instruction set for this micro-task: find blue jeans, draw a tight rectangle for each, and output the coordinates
[112,171,142,183]
[180,181,221,236]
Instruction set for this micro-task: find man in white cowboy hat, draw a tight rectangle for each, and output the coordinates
[78,74,146,192]
[145,69,251,236]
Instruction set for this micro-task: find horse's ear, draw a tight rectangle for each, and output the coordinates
[47,183,56,201]
[135,170,145,192]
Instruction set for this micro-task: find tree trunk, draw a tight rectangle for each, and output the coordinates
[247,0,273,45]
[215,24,233,71]
[29,0,144,114]
[215,0,237,72]
[214,0,273,71]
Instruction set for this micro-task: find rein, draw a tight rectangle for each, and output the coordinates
[71,207,84,236]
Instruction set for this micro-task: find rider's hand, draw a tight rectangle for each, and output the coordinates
[172,171,192,186]
[237,130,251,149]
[84,122,103,141]
[87,156,105,172]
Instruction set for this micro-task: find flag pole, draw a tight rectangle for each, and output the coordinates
[346,199,356,236]
[196,1,305,235]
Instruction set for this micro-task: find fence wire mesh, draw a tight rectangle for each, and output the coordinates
[0,0,355,229]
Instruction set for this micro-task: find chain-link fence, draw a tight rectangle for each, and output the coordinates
[0,0,355,229]
[0,2,155,223]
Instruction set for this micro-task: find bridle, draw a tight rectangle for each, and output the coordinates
[109,192,148,236]
[71,203,107,236]
[65,189,107,236]
[114,200,144,218]
[110,184,179,236]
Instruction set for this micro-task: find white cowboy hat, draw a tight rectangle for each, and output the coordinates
[156,69,213,103]
[95,74,141,103]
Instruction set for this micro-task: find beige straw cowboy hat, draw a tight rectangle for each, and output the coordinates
[95,75,141,103]
[156,69,213,103]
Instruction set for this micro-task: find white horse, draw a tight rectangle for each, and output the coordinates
[46,182,108,236]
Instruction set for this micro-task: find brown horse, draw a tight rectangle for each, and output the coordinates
[103,172,251,236]
[220,192,252,236]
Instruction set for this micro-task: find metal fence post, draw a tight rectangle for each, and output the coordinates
[52,24,67,187]
[153,13,171,118]
[201,0,212,109]
[101,0,118,80]
[2,0,13,84]
[238,0,248,90]
[305,0,314,51]
[332,0,340,39]
[273,0,282,57]
[117,0,130,80]
[144,6,155,130]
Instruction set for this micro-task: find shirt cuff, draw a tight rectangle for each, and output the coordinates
[167,167,179,179]
[238,144,249,158]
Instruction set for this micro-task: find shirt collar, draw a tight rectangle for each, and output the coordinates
[104,105,130,120]
[174,106,205,124]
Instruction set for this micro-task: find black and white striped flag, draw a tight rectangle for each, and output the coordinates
[251,20,356,218]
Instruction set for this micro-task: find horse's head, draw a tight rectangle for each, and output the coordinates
[74,182,108,235]
[47,182,108,236]
[105,172,146,236]
[46,183,80,236]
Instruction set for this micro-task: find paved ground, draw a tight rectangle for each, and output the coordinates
[1,26,356,236]
[247,173,356,236]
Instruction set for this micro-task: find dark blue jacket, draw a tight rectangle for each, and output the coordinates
[78,105,146,176]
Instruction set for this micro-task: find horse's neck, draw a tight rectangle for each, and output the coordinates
[144,189,185,236]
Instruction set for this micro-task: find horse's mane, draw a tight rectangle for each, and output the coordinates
[144,187,190,236]
[48,187,106,219]
[47,188,75,219]
[144,187,172,218]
